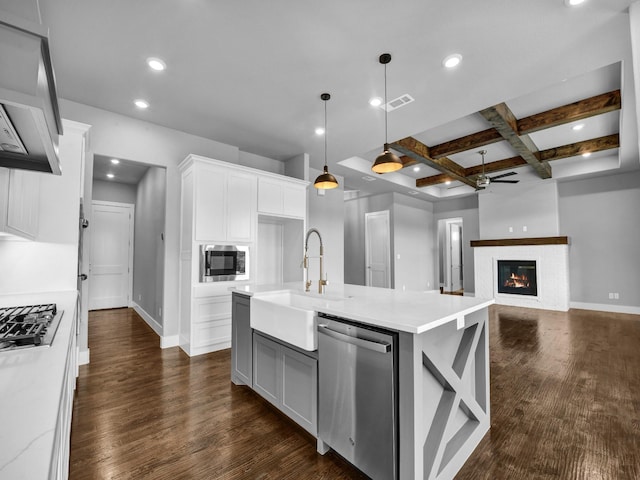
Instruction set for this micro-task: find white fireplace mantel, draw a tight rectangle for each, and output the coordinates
[472,239,570,311]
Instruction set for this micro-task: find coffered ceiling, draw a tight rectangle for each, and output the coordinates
[36,0,640,198]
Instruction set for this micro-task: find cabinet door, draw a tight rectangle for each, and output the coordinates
[282,184,306,219]
[195,167,226,242]
[5,169,39,239]
[257,178,283,215]
[281,346,318,435]
[253,333,280,406]
[226,173,255,242]
[231,294,252,386]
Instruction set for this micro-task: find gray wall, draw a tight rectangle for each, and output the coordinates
[558,170,640,308]
[344,193,394,286]
[133,167,167,323]
[478,181,560,238]
[92,179,137,204]
[344,192,435,291]
[392,195,436,292]
[434,195,479,295]
[308,167,345,286]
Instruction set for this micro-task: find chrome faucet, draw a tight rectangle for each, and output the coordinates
[303,228,327,294]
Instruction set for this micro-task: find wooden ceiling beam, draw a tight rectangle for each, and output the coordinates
[400,155,418,168]
[415,134,620,187]
[480,103,552,179]
[539,134,619,162]
[517,90,621,135]
[429,128,503,159]
[392,136,477,188]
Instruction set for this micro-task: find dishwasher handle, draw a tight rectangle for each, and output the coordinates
[318,324,391,353]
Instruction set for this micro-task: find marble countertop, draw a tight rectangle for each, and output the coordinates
[0,290,78,480]
[231,283,494,334]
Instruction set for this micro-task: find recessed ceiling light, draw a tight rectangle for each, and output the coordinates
[582,152,591,158]
[110,158,120,164]
[413,166,420,172]
[445,180,452,185]
[146,57,166,71]
[106,173,114,179]
[565,0,586,6]
[134,99,149,109]
[369,97,383,107]
[572,123,584,131]
[315,127,325,135]
[442,54,462,69]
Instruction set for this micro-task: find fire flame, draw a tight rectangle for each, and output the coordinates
[504,273,530,289]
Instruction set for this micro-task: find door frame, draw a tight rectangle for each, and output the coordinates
[364,210,391,288]
[90,200,135,309]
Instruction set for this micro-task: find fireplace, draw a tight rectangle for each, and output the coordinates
[497,260,537,296]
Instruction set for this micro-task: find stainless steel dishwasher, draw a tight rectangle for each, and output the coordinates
[317,313,398,480]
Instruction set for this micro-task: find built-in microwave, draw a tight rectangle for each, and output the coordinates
[200,245,249,282]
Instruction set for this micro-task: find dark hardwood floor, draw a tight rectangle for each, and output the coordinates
[70,306,640,479]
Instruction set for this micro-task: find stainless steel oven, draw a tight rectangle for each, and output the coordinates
[200,245,249,282]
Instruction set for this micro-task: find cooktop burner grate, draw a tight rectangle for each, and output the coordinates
[0,304,62,350]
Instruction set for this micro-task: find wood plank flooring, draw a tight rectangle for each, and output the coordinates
[70,306,640,479]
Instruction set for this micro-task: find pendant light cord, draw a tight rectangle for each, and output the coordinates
[324,99,328,167]
[384,62,388,146]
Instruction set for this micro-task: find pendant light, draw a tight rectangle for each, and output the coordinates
[314,93,339,189]
[372,53,403,174]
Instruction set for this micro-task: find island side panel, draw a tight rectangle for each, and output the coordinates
[398,307,490,480]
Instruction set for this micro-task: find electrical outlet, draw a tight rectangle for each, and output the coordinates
[523,226,528,232]
[614,293,619,300]
[508,226,513,233]
[608,293,614,299]
[159,307,162,317]
[138,294,142,301]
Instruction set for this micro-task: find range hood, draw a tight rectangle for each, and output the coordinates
[0,8,63,175]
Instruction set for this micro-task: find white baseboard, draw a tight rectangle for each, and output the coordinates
[570,302,640,315]
[161,335,179,349]
[132,302,180,348]
[78,347,90,365]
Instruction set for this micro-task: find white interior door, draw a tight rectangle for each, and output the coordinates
[89,201,134,310]
[365,210,391,288]
[449,223,463,292]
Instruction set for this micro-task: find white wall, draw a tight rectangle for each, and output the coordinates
[478,181,560,239]
[92,179,137,204]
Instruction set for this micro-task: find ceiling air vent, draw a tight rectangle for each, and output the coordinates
[382,94,415,112]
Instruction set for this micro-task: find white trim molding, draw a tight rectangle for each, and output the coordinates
[570,302,640,316]
[132,302,179,348]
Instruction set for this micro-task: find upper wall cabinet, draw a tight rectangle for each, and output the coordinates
[258,177,307,219]
[0,167,40,240]
[186,160,257,243]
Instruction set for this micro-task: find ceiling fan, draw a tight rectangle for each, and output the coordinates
[475,149,519,188]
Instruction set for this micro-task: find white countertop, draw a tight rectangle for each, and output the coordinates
[0,290,78,480]
[231,283,494,334]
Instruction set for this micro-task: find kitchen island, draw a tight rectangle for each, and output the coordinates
[0,291,78,480]
[231,283,494,480]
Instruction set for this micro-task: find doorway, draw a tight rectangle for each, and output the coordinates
[439,217,464,295]
[89,200,135,309]
[365,210,391,288]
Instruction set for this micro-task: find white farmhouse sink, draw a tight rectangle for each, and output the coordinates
[251,290,344,351]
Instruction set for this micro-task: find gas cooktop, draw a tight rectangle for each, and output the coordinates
[0,304,64,351]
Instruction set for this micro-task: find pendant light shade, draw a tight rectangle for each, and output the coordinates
[314,93,339,190]
[372,53,403,174]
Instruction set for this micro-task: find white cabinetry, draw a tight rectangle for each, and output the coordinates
[179,155,308,357]
[0,167,39,239]
[194,163,256,243]
[258,177,306,218]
